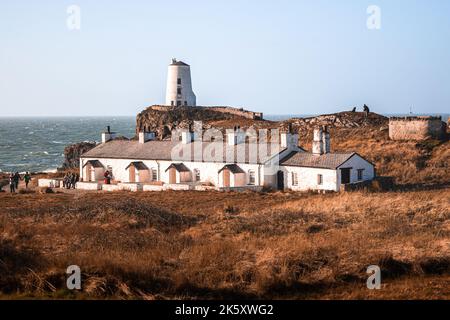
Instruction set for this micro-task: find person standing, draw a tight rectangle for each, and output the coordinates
[104,170,111,184]
[70,173,77,189]
[13,172,20,190]
[9,173,16,193]
[24,172,31,189]
[67,173,73,189]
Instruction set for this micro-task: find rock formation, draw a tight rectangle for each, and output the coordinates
[136,105,388,139]
[60,142,97,170]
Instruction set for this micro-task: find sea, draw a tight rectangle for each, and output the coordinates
[0,113,448,173]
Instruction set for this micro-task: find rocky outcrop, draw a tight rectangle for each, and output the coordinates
[136,105,388,139]
[60,142,97,170]
[136,105,264,139]
[284,112,388,134]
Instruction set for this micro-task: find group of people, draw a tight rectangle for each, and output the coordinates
[351,104,371,117]
[63,173,79,189]
[8,172,31,193]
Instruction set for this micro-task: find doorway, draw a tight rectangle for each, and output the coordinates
[223,169,230,187]
[169,168,177,184]
[340,168,351,184]
[277,171,284,190]
[129,165,136,183]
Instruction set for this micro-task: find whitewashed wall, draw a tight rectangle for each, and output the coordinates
[80,157,267,188]
[283,166,338,192]
[336,155,375,190]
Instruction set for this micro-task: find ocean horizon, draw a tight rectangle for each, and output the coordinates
[1,113,448,173]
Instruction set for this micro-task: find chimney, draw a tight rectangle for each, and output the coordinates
[322,126,330,154]
[139,131,156,144]
[227,126,246,146]
[101,126,116,143]
[192,121,202,141]
[280,124,299,150]
[181,130,193,144]
[312,127,324,155]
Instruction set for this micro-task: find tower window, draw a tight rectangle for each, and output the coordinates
[177,78,181,85]
[177,101,181,106]
[184,101,188,106]
[171,101,174,106]
[177,88,181,95]
[317,174,323,185]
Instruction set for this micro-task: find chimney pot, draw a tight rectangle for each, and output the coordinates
[312,127,324,155]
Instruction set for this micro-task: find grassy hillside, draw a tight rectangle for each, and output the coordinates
[0,189,449,299]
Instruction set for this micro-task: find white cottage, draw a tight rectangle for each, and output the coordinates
[280,126,375,192]
[77,126,375,192]
[78,126,300,191]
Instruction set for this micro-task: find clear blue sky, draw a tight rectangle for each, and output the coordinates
[1,0,449,116]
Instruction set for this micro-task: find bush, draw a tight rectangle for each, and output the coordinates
[223,204,239,215]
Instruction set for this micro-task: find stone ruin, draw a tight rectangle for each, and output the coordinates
[389,116,447,141]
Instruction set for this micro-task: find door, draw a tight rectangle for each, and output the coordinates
[85,164,92,182]
[223,169,230,187]
[277,171,284,191]
[129,165,136,183]
[341,168,351,184]
[90,168,96,182]
[169,168,177,184]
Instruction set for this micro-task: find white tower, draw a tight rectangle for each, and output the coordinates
[165,58,196,107]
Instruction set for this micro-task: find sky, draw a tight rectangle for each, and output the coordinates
[0,0,449,116]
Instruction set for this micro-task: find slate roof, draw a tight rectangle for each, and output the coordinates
[125,161,149,171]
[165,163,190,172]
[81,140,285,164]
[218,164,245,174]
[280,152,357,169]
[82,160,104,168]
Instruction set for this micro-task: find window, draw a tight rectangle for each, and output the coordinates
[248,170,256,185]
[177,88,182,95]
[171,101,174,106]
[177,78,181,85]
[317,174,323,185]
[357,169,364,181]
[152,168,158,181]
[291,172,298,186]
[177,100,182,106]
[194,169,201,182]
[184,101,188,106]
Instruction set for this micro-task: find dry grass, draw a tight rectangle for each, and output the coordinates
[0,188,449,300]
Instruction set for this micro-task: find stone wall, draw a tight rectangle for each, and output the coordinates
[148,105,262,120]
[389,116,447,141]
[207,106,263,120]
